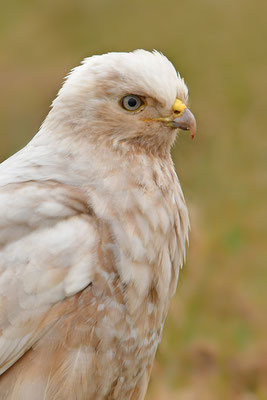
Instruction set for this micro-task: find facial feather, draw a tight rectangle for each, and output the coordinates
[40,50,189,155]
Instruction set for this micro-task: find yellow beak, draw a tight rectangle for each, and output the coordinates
[148,98,196,139]
[172,99,187,116]
[171,99,196,139]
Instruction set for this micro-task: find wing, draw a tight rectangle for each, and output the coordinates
[0,180,98,375]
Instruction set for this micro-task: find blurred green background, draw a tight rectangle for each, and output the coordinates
[1,0,266,398]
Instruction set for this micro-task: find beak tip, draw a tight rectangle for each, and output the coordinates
[191,122,196,140]
[173,108,196,139]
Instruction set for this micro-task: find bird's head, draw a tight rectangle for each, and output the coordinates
[49,50,196,155]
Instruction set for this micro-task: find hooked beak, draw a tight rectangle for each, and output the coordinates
[171,107,196,139]
[147,98,196,139]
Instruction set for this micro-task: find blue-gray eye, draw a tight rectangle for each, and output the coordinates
[121,95,144,111]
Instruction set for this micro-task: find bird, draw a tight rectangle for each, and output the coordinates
[0,50,196,399]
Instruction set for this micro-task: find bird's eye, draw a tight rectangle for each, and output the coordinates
[120,95,145,112]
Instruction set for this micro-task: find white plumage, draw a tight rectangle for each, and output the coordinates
[0,50,195,399]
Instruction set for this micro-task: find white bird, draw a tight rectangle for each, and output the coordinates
[0,50,196,399]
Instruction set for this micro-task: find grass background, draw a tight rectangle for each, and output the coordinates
[0,0,266,398]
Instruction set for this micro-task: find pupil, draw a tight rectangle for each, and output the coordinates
[128,98,137,108]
